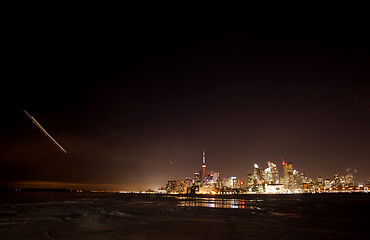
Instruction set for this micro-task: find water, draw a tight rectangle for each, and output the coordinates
[177,196,263,209]
[0,191,369,239]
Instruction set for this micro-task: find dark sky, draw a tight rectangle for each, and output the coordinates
[2,3,370,190]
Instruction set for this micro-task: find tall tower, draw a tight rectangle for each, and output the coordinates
[202,150,206,178]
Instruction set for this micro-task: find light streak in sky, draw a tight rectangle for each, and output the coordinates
[23,110,67,153]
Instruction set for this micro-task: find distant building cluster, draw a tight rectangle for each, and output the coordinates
[160,151,369,194]
[246,161,365,194]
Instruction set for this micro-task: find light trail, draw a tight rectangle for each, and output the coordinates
[23,110,67,153]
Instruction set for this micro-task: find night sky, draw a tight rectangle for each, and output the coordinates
[2,4,370,191]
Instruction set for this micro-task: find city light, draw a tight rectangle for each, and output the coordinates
[162,151,369,195]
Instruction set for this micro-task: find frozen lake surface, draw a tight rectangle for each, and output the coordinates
[0,191,369,239]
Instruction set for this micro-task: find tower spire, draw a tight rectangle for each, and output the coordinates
[202,150,206,178]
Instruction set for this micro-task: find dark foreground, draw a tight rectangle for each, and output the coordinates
[0,192,369,240]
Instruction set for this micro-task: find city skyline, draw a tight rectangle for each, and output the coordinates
[2,4,370,191]
[164,150,367,194]
[173,150,364,185]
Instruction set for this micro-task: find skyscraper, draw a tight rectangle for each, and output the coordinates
[247,174,254,187]
[207,171,220,183]
[265,162,279,184]
[264,166,272,184]
[253,164,263,184]
[283,162,293,189]
[292,169,300,189]
[194,172,200,182]
[345,173,354,186]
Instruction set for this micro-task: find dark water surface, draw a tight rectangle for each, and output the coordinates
[0,192,369,239]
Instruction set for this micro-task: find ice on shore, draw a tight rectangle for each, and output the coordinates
[0,192,369,240]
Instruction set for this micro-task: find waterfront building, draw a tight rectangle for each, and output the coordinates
[283,162,293,189]
[339,175,346,187]
[345,173,354,186]
[207,171,220,187]
[194,172,200,182]
[333,173,340,187]
[158,186,167,194]
[246,173,254,192]
[279,176,284,186]
[269,162,279,184]
[324,178,331,189]
[264,166,272,184]
[364,178,370,187]
[317,177,323,185]
[253,164,263,185]
[292,169,300,189]
[220,176,241,189]
[265,184,285,194]
[166,179,192,194]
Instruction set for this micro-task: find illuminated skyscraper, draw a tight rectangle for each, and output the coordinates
[345,173,354,186]
[283,161,293,189]
[317,177,323,185]
[166,179,193,194]
[333,173,340,187]
[253,164,263,185]
[292,169,300,189]
[194,172,200,182]
[247,174,254,187]
[207,171,220,183]
[221,176,240,189]
[264,166,272,184]
[265,162,279,184]
[194,170,202,186]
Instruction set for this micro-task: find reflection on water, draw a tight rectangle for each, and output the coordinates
[176,197,263,209]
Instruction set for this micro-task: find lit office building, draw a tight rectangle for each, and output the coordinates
[194,172,200,182]
[270,162,279,184]
[166,179,192,194]
[232,177,241,189]
[300,172,310,185]
[345,174,354,186]
[247,174,254,187]
[339,176,346,187]
[333,173,340,187]
[316,177,323,190]
[207,171,220,187]
[166,180,184,194]
[363,178,370,187]
[253,164,264,185]
[265,184,285,194]
[246,173,254,192]
[264,167,272,184]
[292,169,300,189]
[317,176,323,185]
[283,162,293,189]
[279,176,285,185]
[265,162,279,184]
[221,176,241,189]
